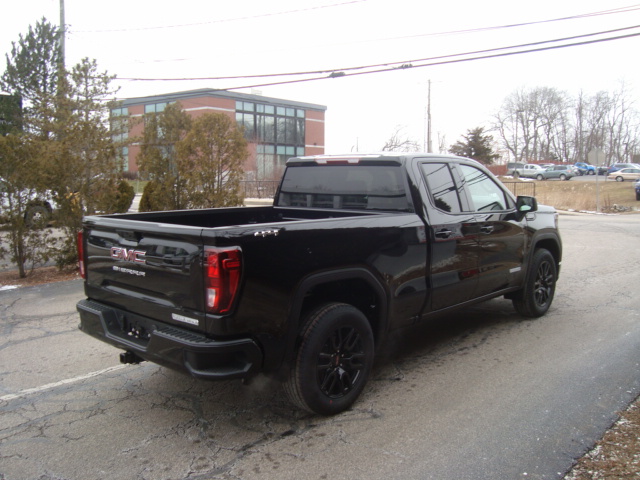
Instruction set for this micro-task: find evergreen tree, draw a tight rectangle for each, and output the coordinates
[449,127,500,165]
[0,19,60,275]
[176,112,247,208]
[138,106,247,211]
[0,134,53,277]
[0,18,61,138]
[137,102,192,210]
[50,58,127,266]
[1,19,130,271]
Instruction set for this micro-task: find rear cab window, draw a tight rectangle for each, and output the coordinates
[277,164,413,212]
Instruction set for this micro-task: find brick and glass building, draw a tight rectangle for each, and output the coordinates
[113,88,327,180]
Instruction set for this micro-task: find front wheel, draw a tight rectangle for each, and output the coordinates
[536,174,544,181]
[559,174,567,181]
[616,176,624,182]
[284,303,374,415]
[512,249,557,318]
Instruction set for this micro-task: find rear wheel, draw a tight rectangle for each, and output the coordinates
[284,303,374,415]
[512,248,557,318]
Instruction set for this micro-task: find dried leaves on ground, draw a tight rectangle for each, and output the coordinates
[564,401,640,479]
[0,266,80,288]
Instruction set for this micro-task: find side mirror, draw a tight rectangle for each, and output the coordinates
[516,195,538,213]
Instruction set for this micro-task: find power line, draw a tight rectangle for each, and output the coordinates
[218,30,640,91]
[74,0,370,33]
[116,25,640,89]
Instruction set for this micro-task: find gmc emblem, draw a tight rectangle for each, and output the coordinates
[110,247,146,264]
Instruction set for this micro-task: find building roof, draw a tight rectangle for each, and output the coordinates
[120,88,327,112]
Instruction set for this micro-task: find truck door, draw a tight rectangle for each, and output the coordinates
[419,162,480,311]
[454,163,526,297]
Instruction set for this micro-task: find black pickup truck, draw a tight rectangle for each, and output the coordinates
[76,153,562,415]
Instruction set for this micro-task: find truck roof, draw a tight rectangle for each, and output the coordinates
[286,153,477,166]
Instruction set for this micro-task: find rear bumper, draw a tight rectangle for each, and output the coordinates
[77,299,263,380]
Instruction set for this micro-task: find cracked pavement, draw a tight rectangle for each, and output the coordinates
[2,214,640,480]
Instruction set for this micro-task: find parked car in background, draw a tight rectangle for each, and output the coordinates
[607,163,640,175]
[574,162,596,175]
[596,165,609,175]
[506,162,526,177]
[608,167,640,182]
[635,179,640,201]
[517,164,546,179]
[536,165,578,181]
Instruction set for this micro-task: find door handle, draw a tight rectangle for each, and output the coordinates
[435,229,453,239]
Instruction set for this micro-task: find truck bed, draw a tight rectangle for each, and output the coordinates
[96,205,381,229]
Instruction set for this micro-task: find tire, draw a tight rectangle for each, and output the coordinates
[512,248,557,318]
[616,176,624,182]
[24,205,51,227]
[513,171,520,179]
[284,303,374,415]
[559,174,567,181]
[636,191,640,201]
[536,174,544,181]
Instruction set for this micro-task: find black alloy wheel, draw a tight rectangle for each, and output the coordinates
[284,303,374,415]
[513,248,557,317]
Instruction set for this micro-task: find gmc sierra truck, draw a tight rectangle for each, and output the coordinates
[76,153,562,415]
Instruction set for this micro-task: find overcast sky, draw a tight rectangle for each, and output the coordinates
[2,0,640,155]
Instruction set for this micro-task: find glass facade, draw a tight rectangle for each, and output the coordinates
[144,102,167,114]
[110,107,129,171]
[236,101,306,179]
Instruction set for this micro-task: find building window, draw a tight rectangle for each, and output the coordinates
[110,107,129,171]
[118,146,129,171]
[236,101,305,152]
[144,102,167,114]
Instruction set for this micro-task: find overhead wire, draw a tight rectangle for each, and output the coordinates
[115,25,640,91]
[103,3,640,94]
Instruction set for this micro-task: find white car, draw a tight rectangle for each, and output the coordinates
[518,164,547,179]
[608,168,640,182]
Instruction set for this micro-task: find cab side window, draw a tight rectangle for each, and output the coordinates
[457,164,510,212]
[420,163,463,213]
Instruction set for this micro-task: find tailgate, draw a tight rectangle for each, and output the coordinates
[82,217,208,333]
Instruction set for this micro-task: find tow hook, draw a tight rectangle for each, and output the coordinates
[120,351,142,364]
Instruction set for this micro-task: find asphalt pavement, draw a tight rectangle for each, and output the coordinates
[1,213,640,480]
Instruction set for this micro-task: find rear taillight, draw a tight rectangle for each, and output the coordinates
[204,247,242,315]
[77,230,86,279]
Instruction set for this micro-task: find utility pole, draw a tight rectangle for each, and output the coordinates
[427,79,433,153]
[59,0,66,67]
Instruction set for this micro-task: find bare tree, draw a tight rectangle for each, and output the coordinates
[492,85,640,167]
[492,87,570,163]
[381,126,420,152]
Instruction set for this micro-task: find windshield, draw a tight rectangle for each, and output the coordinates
[277,164,411,211]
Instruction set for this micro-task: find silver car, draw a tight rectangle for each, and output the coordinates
[536,165,578,181]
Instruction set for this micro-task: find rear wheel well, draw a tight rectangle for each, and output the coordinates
[298,278,383,345]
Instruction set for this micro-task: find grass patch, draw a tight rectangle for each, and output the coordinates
[127,179,148,194]
[500,177,639,213]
